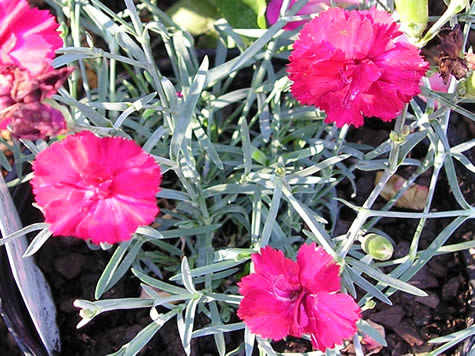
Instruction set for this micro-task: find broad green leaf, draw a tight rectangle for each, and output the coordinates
[216,0,267,29]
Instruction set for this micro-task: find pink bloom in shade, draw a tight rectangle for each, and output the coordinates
[0,0,63,75]
[237,243,361,352]
[288,7,429,127]
[31,131,162,244]
[418,73,450,109]
[8,102,67,140]
[267,0,360,30]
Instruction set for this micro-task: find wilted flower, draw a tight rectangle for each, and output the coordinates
[288,7,429,127]
[267,0,360,30]
[0,0,63,75]
[0,65,73,109]
[0,65,74,139]
[8,102,66,140]
[438,24,468,84]
[237,243,361,352]
[31,131,162,244]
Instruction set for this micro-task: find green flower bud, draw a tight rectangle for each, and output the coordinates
[445,0,470,16]
[459,72,475,98]
[395,0,428,39]
[361,233,394,261]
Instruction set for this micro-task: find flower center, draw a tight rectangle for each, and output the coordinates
[272,275,301,302]
[81,176,113,200]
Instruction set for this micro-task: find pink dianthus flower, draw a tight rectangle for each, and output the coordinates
[31,131,162,244]
[237,243,361,352]
[0,0,63,75]
[288,7,429,127]
[267,0,360,30]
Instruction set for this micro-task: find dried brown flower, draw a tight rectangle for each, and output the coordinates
[438,24,468,84]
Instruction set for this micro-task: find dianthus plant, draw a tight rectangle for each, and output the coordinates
[1,0,474,355]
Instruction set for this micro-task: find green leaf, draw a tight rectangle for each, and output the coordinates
[0,223,50,247]
[258,179,282,248]
[348,258,428,297]
[171,56,209,158]
[106,321,160,356]
[181,257,198,294]
[95,240,142,299]
[181,298,200,355]
[192,322,246,338]
[23,228,54,257]
[358,320,388,347]
[216,0,267,29]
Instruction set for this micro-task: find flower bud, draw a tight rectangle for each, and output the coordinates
[458,72,475,98]
[395,0,428,39]
[361,233,394,261]
[446,0,469,16]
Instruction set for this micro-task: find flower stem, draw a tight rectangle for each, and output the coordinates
[338,106,408,258]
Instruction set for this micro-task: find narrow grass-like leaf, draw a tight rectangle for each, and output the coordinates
[397,131,427,164]
[245,327,255,356]
[113,93,157,129]
[0,223,50,247]
[156,188,190,201]
[171,259,246,282]
[209,301,225,356]
[348,258,427,297]
[0,150,12,172]
[258,179,282,248]
[451,152,475,173]
[181,298,200,355]
[282,184,335,254]
[132,267,188,295]
[192,322,246,338]
[53,95,112,126]
[426,325,475,356]
[22,228,54,257]
[203,184,262,197]
[229,19,286,73]
[346,266,392,305]
[358,320,388,347]
[136,224,221,239]
[241,118,252,175]
[181,257,198,294]
[287,154,350,179]
[171,56,209,157]
[420,87,475,121]
[107,321,160,356]
[191,118,223,169]
[95,240,131,299]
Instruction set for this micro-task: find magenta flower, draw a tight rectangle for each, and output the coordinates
[288,7,429,127]
[31,131,162,244]
[267,0,360,30]
[0,0,63,75]
[237,243,361,352]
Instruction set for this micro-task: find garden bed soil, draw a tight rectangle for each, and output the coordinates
[1,119,474,356]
